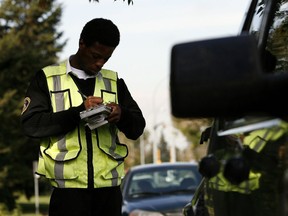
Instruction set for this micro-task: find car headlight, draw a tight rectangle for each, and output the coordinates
[129,209,164,216]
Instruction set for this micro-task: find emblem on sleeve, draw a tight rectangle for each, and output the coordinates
[21,97,31,115]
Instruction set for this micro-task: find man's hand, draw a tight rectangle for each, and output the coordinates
[106,102,121,123]
[84,96,103,109]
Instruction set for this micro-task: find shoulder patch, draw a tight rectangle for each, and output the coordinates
[21,97,31,115]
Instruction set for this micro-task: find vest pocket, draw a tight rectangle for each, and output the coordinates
[101,90,116,103]
[42,133,81,179]
[44,132,81,161]
[96,125,128,160]
[101,159,125,181]
[43,154,78,180]
[50,89,71,112]
[45,148,81,161]
[98,141,128,160]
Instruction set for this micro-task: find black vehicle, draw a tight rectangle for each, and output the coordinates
[121,162,201,216]
[170,0,288,216]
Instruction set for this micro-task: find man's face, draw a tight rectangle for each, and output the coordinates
[78,40,115,76]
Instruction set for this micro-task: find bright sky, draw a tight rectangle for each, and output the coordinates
[57,0,251,139]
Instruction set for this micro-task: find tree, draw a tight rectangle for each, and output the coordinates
[90,0,134,5]
[172,117,212,161]
[0,0,65,211]
[119,131,142,168]
[267,0,288,72]
[158,132,170,162]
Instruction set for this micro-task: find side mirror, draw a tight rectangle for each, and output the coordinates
[170,35,288,118]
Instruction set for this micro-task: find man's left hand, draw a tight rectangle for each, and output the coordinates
[106,102,121,123]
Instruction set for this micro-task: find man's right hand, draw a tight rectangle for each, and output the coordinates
[84,96,103,109]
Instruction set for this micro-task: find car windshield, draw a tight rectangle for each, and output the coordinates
[127,166,200,198]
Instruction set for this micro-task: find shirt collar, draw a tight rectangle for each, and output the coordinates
[66,57,102,80]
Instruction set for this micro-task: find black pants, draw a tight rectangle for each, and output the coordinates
[49,186,122,216]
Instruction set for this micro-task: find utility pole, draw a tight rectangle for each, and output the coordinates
[140,135,145,164]
[33,161,40,216]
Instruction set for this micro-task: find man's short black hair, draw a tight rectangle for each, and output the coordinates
[80,18,120,47]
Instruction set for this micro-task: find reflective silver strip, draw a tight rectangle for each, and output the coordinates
[55,135,66,188]
[108,125,121,159]
[104,77,118,160]
[111,162,121,186]
[105,78,120,186]
[52,76,67,187]
[108,123,121,186]
[53,76,64,112]
[103,77,111,91]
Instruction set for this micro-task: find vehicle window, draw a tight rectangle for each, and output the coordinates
[266,1,288,72]
[248,1,288,73]
[249,0,266,39]
[128,167,199,197]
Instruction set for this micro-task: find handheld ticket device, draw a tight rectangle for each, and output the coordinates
[80,105,112,130]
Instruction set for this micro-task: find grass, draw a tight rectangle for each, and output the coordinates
[16,195,50,216]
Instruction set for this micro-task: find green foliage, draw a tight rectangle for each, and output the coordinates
[0,0,65,211]
[119,129,153,168]
[267,0,288,72]
[119,131,142,167]
[172,117,212,161]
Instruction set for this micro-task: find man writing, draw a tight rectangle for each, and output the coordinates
[21,18,145,216]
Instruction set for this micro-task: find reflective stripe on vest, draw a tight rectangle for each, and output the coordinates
[38,60,127,188]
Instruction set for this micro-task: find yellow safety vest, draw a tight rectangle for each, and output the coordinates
[37,60,128,188]
[208,122,288,194]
